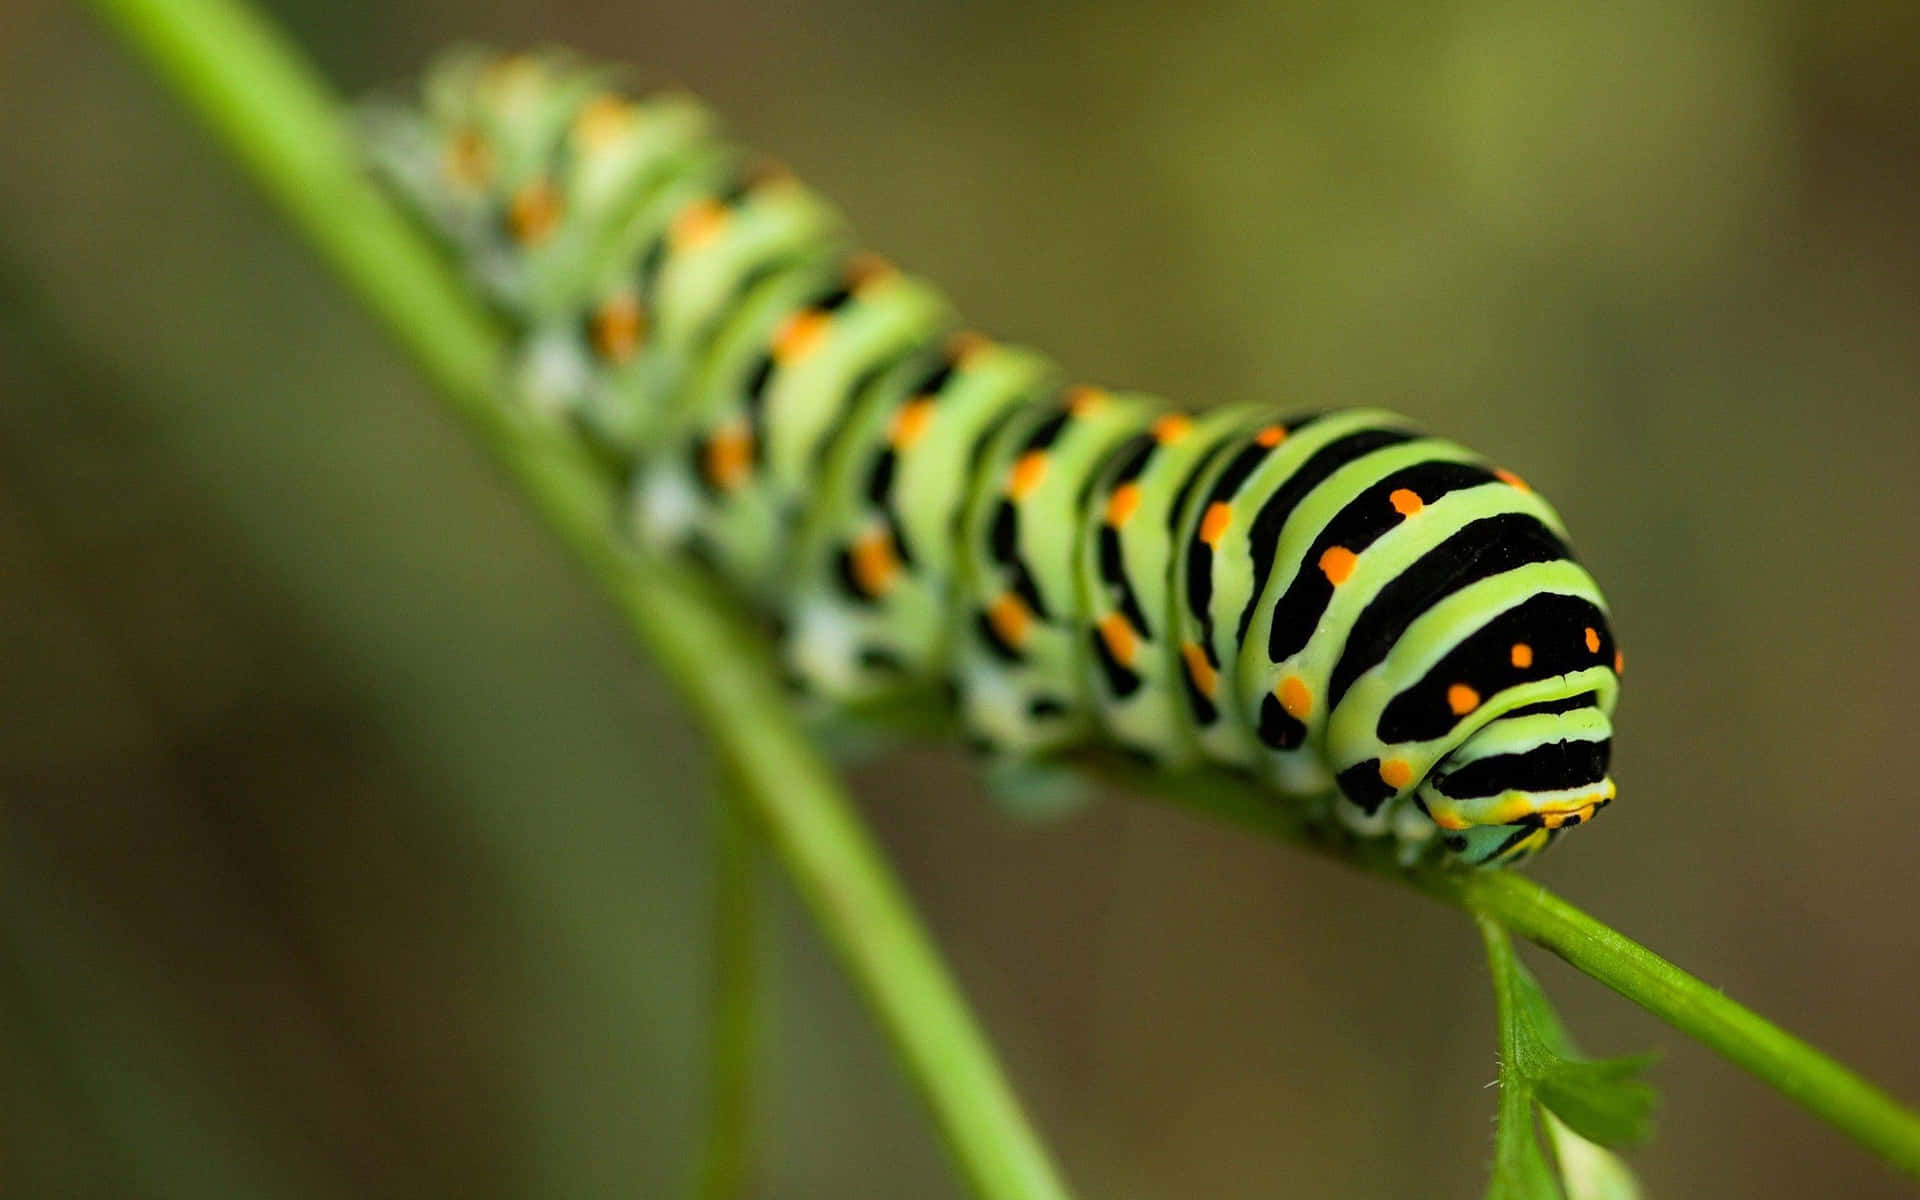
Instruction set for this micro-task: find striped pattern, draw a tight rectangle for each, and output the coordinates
[365,48,1623,866]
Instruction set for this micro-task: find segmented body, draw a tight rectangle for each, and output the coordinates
[366,49,1623,866]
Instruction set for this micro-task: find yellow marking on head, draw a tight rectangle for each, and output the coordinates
[1151,413,1193,444]
[1495,467,1531,492]
[1486,795,1539,824]
[1430,808,1471,832]
[572,94,636,150]
[443,128,494,188]
[1319,545,1357,585]
[589,293,647,364]
[1277,676,1312,721]
[1540,804,1592,830]
[1389,488,1423,517]
[1180,641,1219,698]
[1096,613,1140,668]
[1613,648,1625,675]
[1538,795,1609,829]
[1199,502,1232,548]
[849,528,902,598]
[845,252,895,297]
[703,423,754,491]
[668,197,729,251]
[1008,450,1049,500]
[1379,759,1415,790]
[987,592,1034,649]
[1584,626,1601,654]
[946,330,991,365]
[1510,642,1533,669]
[1254,424,1286,448]
[1446,683,1480,716]
[507,178,563,245]
[1066,385,1109,418]
[889,398,937,450]
[772,309,830,365]
[1105,482,1141,528]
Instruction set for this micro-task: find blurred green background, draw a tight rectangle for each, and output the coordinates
[4,0,1918,1196]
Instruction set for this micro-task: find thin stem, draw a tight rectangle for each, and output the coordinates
[1445,870,1920,1181]
[1108,757,1920,1181]
[82,2,1073,1198]
[692,767,760,1200]
[81,0,1920,1186]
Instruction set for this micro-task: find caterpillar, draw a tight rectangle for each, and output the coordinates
[363,48,1622,867]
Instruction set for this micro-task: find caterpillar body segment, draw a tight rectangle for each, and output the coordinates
[1075,404,1274,768]
[954,386,1160,758]
[637,256,955,600]
[784,337,1059,704]
[368,47,1624,867]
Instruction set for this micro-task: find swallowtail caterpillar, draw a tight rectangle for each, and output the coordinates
[364,48,1622,867]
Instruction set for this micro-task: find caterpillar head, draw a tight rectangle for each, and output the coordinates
[1418,696,1616,866]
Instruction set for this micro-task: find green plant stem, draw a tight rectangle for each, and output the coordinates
[692,768,760,1200]
[83,0,1920,1186]
[1444,870,1920,1181]
[82,2,1073,1198]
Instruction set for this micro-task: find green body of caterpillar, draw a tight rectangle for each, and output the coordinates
[365,48,1623,867]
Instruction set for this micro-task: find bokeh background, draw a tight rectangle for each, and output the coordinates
[4,0,1918,1196]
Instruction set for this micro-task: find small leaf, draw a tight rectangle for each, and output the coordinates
[1505,955,1659,1149]
[1479,917,1657,1200]
[1544,1111,1642,1200]
[1535,1055,1660,1148]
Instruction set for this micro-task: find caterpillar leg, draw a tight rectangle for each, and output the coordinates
[983,756,1092,824]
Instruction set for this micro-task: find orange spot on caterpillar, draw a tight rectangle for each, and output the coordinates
[572,94,636,150]
[702,423,754,491]
[589,293,647,364]
[1008,451,1049,500]
[1510,643,1534,669]
[1584,626,1601,654]
[772,309,831,365]
[1105,482,1141,528]
[889,398,937,450]
[1613,648,1625,675]
[1277,676,1312,721]
[1319,546,1357,585]
[1389,488,1423,517]
[1431,809,1471,831]
[1200,502,1232,547]
[1151,413,1193,444]
[443,128,494,188]
[1180,641,1219,698]
[849,528,901,598]
[669,197,729,251]
[1097,613,1139,668]
[508,178,563,245]
[987,592,1034,649]
[1254,424,1286,448]
[946,330,991,365]
[1379,759,1415,790]
[1066,385,1108,418]
[844,252,895,296]
[1447,683,1480,716]
[1495,467,1531,492]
